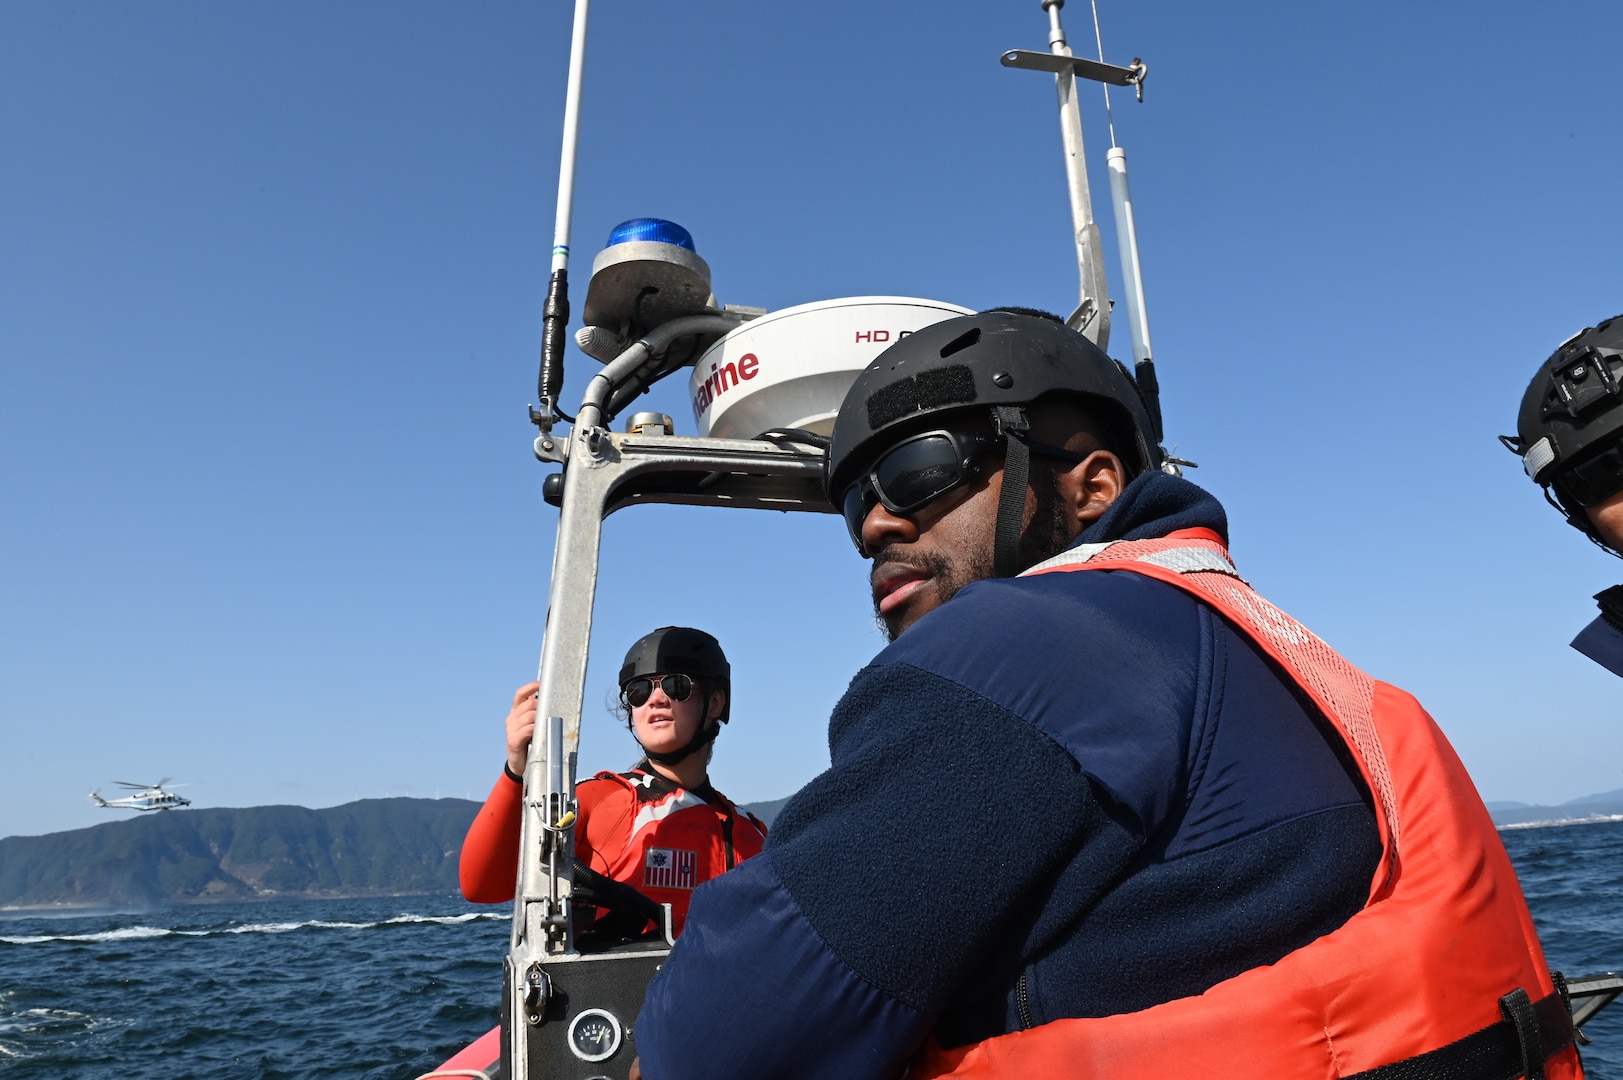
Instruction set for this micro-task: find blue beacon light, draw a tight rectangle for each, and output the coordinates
[605,217,695,251]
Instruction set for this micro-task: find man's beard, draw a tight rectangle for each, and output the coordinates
[869,544,985,642]
[870,467,1073,641]
[1020,464,1075,569]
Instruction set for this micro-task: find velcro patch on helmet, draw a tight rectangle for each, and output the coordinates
[865,365,977,429]
[1523,436,1556,480]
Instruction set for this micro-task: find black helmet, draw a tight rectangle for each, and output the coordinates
[619,626,730,718]
[618,627,730,765]
[1504,314,1623,549]
[826,311,1161,576]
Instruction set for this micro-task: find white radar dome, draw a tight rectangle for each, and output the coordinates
[689,297,973,439]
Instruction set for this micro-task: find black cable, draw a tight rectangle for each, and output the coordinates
[755,428,832,451]
[537,269,570,419]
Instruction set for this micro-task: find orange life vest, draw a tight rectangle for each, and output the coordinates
[913,530,1580,1080]
[577,769,767,935]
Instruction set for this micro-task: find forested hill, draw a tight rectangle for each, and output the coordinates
[0,796,790,910]
[0,799,483,908]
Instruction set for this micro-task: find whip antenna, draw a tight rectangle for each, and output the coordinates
[535,0,592,431]
[1089,0,1118,148]
[1087,0,1160,444]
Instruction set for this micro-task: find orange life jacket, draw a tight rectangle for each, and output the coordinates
[913,530,1580,1080]
[578,769,767,934]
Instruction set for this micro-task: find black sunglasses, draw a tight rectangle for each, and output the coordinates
[621,673,695,708]
[839,429,1090,553]
[1558,440,1623,508]
[840,430,996,553]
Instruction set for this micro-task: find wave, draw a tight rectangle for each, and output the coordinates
[0,1006,93,1029]
[1,925,175,945]
[0,1003,117,1059]
[0,910,508,946]
[1499,813,1623,831]
[381,911,492,926]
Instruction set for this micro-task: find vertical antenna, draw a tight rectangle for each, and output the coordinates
[1091,0,1152,397]
[1087,0,1160,446]
[1089,0,1118,148]
[1041,0,1110,352]
[536,0,592,431]
[1107,146,1159,443]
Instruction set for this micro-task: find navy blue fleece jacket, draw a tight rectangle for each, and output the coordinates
[635,475,1381,1078]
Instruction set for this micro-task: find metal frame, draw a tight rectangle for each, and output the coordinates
[1567,973,1623,1040]
[504,393,830,1075]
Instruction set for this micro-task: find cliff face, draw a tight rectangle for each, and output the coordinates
[0,799,481,907]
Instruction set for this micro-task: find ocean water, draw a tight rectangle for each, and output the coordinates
[2,820,1621,1078]
[0,898,511,1078]
[1501,818,1623,1077]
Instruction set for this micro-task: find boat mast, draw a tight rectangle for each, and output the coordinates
[1046,0,1108,348]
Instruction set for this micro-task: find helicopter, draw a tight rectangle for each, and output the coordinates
[88,779,192,812]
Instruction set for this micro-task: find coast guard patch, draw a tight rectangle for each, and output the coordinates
[644,848,697,890]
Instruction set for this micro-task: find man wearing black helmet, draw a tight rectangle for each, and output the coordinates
[634,312,1576,1080]
[1506,313,1623,676]
[460,627,766,937]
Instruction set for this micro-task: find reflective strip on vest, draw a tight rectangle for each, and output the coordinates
[631,789,707,836]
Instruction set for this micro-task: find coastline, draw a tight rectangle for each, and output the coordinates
[0,888,462,917]
[1498,812,1623,832]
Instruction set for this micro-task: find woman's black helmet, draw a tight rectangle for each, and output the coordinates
[619,626,731,722]
[825,311,1161,576]
[1504,314,1623,550]
[618,628,731,766]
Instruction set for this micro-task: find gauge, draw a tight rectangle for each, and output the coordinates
[566,1008,622,1063]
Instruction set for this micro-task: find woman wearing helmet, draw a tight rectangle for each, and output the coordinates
[459,627,766,937]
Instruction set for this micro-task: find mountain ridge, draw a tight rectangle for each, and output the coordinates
[0,796,788,909]
[5,791,1618,909]
[1487,787,1623,828]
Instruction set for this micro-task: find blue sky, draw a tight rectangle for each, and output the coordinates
[3,0,1621,839]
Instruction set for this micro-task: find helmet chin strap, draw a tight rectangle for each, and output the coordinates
[641,719,720,767]
[992,406,1031,578]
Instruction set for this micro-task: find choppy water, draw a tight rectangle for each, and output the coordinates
[1500,819,1623,1076]
[0,898,511,1078]
[2,821,1620,1078]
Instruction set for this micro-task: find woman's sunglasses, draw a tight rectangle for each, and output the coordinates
[621,673,695,708]
[838,429,1090,553]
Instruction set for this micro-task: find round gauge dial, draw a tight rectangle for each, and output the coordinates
[566,1008,623,1063]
